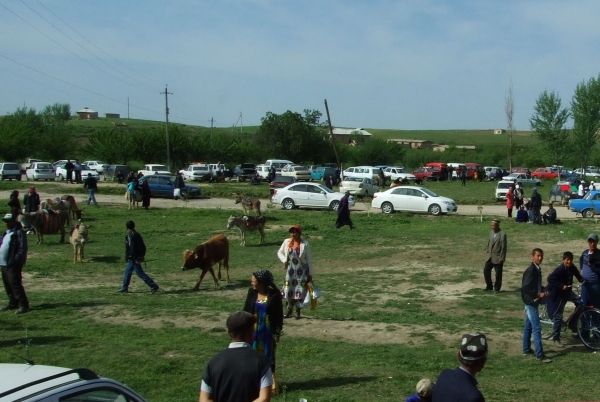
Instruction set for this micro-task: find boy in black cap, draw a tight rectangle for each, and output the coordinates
[432,333,488,402]
[200,311,273,402]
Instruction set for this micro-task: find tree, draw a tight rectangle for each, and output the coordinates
[82,127,132,164]
[529,90,570,169]
[571,74,600,171]
[42,103,71,123]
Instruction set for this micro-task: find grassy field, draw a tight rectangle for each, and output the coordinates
[0,191,598,401]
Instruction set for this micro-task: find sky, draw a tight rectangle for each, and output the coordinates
[1,0,599,130]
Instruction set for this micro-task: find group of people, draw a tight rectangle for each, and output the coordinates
[506,184,560,225]
[126,172,152,209]
[63,159,83,184]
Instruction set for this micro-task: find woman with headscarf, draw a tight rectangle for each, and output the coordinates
[23,187,40,213]
[277,224,313,319]
[243,269,283,393]
[8,190,22,217]
[141,178,152,210]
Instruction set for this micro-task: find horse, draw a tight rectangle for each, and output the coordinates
[226,215,266,246]
[233,193,262,216]
[125,190,142,210]
[19,210,69,244]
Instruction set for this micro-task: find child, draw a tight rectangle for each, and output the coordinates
[406,378,433,402]
[545,252,583,347]
[522,248,551,362]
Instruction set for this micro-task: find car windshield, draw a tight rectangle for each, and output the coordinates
[420,188,439,197]
[151,165,168,171]
[583,192,593,200]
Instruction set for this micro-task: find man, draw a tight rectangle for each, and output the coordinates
[335,191,354,230]
[0,213,29,314]
[84,173,98,206]
[542,203,559,224]
[325,175,334,190]
[522,248,551,363]
[200,311,273,402]
[460,168,467,186]
[174,172,185,200]
[74,159,82,184]
[578,181,585,197]
[65,160,75,184]
[513,184,524,209]
[483,219,507,293]
[579,233,600,311]
[515,205,528,223]
[432,333,488,402]
[117,221,159,294]
[530,188,542,224]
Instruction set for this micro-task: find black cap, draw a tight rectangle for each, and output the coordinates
[226,311,255,333]
[459,333,488,361]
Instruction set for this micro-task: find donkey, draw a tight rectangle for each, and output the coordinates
[226,215,265,246]
[233,193,261,216]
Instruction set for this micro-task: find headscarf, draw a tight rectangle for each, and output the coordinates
[28,186,36,196]
[288,224,302,253]
[253,270,274,286]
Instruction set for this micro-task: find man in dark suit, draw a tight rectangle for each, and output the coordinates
[432,333,488,402]
[483,219,507,293]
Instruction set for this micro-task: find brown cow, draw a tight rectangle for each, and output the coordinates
[70,223,91,262]
[19,210,69,244]
[181,234,230,290]
[234,193,261,216]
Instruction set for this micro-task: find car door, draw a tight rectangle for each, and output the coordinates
[286,184,309,206]
[387,187,411,211]
[409,188,430,212]
[307,183,328,206]
[364,178,377,193]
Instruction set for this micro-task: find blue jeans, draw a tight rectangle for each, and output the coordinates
[87,189,97,205]
[121,260,157,290]
[523,303,544,357]
[552,291,580,341]
[581,281,600,308]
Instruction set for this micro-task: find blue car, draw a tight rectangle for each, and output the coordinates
[140,175,201,199]
[569,190,600,218]
[311,167,335,181]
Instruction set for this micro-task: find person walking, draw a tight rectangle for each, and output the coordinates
[199,311,273,402]
[83,173,98,206]
[0,213,29,314]
[336,191,355,229]
[522,248,551,363]
[483,219,507,293]
[117,221,159,294]
[432,333,488,402]
[530,188,542,224]
[174,172,185,200]
[74,160,82,184]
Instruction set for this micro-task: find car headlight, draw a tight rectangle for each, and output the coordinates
[442,201,452,205]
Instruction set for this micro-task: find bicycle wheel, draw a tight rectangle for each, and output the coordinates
[576,308,600,350]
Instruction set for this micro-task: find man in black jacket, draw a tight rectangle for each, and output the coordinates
[521,248,551,362]
[0,213,29,314]
[117,221,159,294]
[531,188,542,224]
[432,333,488,402]
[174,172,185,200]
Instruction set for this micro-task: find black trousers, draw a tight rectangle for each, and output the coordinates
[483,259,504,291]
[1,264,29,308]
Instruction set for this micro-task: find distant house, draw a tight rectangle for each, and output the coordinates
[331,128,372,145]
[493,129,506,135]
[433,145,477,152]
[387,139,434,149]
[76,107,98,120]
[104,113,120,118]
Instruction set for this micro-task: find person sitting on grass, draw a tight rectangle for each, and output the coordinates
[406,378,433,402]
[515,205,529,223]
[542,203,560,224]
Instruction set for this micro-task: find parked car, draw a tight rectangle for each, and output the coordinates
[383,166,416,182]
[269,175,297,194]
[271,182,355,211]
[531,167,559,180]
[0,363,148,401]
[25,162,55,181]
[339,177,379,197]
[549,182,578,206]
[55,163,100,181]
[412,167,444,182]
[557,169,578,179]
[180,164,211,181]
[19,158,42,173]
[138,164,171,176]
[140,175,201,199]
[569,190,600,218]
[574,168,600,179]
[343,166,380,180]
[484,166,503,178]
[371,186,458,215]
[255,164,270,179]
[104,165,131,182]
[233,163,257,181]
[83,160,108,173]
[311,167,336,181]
[281,164,312,181]
[0,162,22,181]
[511,167,532,175]
[501,173,542,186]
[495,180,515,200]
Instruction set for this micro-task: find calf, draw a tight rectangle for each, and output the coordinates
[226,215,265,246]
[70,223,91,262]
[234,193,261,216]
[181,234,230,290]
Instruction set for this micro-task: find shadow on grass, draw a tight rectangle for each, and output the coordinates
[0,335,76,348]
[34,301,107,311]
[162,281,248,294]
[243,241,281,247]
[284,376,378,392]
[91,255,121,263]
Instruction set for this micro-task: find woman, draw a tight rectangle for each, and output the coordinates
[23,186,40,213]
[243,270,283,392]
[278,224,313,319]
[506,185,514,218]
[141,178,152,210]
[8,190,22,217]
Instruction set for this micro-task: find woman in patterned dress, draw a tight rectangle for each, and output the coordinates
[277,224,314,319]
[243,270,283,393]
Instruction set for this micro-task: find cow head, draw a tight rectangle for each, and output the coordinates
[182,249,196,271]
[226,216,236,230]
[234,192,242,204]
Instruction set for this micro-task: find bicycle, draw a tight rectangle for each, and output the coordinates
[539,284,600,350]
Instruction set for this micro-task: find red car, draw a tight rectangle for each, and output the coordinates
[412,167,443,181]
[269,175,297,194]
[531,167,559,179]
[511,167,531,175]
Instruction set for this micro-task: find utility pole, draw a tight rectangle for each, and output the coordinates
[240,112,243,134]
[210,117,214,143]
[324,99,341,168]
[127,97,130,119]
[160,85,173,171]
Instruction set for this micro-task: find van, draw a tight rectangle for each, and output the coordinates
[207,163,226,176]
[255,164,270,179]
[264,159,294,173]
[343,166,380,180]
[0,162,22,181]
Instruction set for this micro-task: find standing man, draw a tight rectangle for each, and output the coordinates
[200,311,273,402]
[522,248,551,363]
[0,213,29,314]
[65,160,75,184]
[432,333,488,402]
[460,168,467,186]
[530,188,542,224]
[84,173,98,206]
[483,219,507,293]
[325,175,334,190]
[174,172,185,200]
[74,160,82,184]
[336,191,355,230]
[580,233,600,310]
[117,221,159,294]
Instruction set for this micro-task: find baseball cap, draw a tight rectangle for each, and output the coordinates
[226,311,256,333]
[532,187,537,191]
[459,333,488,361]
[1,213,15,222]
[416,379,434,397]
[588,233,598,242]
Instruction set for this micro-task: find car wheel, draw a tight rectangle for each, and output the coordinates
[180,190,188,200]
[364,190,368,198]
[282,198,295,210]
[17,175,21,181]
[381,202,394,214]
[429,204,442,216]
[329,200,340,211]
[583,209,595,219]
[58,174,64,181]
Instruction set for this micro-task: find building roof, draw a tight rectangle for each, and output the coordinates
[77,107,97,113]
[332,128,372,136]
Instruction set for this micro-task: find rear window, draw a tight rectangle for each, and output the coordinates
[192,166,209,171]
[37,163,53,169]
[345,177,362,182]
[1,163,19,170]
[151,165,168,171]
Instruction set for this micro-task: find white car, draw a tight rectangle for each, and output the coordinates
[255,164,270,179]
[343,166,380,180]
[55,163,100,181]
[180,164,210,181]
[0,363,147,401]
[339,177,379,197]
[25,162,55,181]
[371,186,458,215]
[280,165,312,181]
[271,182,355,211]
[495,180,515,200]
[83,160,108,173]
[383,166,416,182]
[138,164,171,176]
[501,173,542,186]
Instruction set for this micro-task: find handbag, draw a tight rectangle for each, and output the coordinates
[306,282,320,311]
